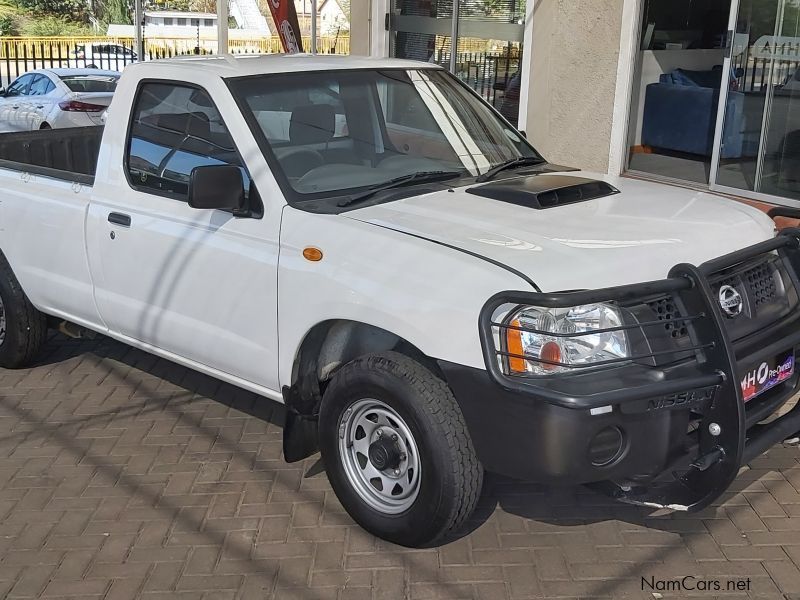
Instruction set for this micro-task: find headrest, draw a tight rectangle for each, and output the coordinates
[290,104,335,145]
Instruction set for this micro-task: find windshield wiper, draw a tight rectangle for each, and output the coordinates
[337,170,464,208]
[475,156,546,183]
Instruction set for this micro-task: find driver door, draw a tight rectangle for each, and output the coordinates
[23,74,56,130]
[86,81,280,391]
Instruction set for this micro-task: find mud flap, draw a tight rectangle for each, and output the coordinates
[283,410,319,463]
[282,385,320,463]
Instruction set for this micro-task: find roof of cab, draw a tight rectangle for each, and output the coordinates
[124,54,442,78]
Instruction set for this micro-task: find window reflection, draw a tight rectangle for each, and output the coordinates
[126,83,251,201]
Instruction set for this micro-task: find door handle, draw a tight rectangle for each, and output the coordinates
[108,212,131,227]
[35,105,44,109]
[11,105,18,109]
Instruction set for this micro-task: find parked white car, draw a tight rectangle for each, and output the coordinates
[68,43,137,70]
[0,56,799,547]
[0,69,119,132]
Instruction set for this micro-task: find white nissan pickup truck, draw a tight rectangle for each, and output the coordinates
[2,55,800,547]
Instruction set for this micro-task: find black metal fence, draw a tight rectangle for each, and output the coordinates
[1,37,523,123]
[434,48,522,108]
[0,40,211,89]
[732,44,800,92]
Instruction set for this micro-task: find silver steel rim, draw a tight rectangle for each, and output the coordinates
[337,398,421,514]
[0,292,5,347]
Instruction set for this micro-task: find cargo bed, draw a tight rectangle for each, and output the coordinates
[0,126,102,185]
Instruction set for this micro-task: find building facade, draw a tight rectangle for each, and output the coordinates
[352,0,800,207]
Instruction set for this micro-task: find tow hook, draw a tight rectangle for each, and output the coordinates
[689,445,725,471]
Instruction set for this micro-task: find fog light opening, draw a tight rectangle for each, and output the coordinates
[589,426,626,467]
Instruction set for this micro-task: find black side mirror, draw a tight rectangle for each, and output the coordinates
[518,130,527,139]
[0,88,6,97]
[188,165,246,213]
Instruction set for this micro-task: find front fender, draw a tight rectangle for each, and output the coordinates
[277,206,529,387]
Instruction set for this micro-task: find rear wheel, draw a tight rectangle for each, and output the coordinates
[0,256,47,368]
[319,351,483,547]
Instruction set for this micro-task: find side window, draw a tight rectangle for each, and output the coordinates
[28,75,55,96]
[5,74,33,97]
[126,82,252,203]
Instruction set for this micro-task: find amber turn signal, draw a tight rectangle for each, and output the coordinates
[303,247,324,262]
[506,319,527,373]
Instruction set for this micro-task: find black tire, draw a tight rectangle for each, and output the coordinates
[319,351,483,547]
[0,255,47,368]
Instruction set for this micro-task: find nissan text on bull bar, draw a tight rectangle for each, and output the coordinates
[1,55,799,547]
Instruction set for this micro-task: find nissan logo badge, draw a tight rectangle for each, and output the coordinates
[718,284,743,317]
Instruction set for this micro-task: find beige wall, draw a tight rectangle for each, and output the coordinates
[349,0,371,55]
[523,0,626,172]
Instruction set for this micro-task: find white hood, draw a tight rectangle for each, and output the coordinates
[344,172,776,292]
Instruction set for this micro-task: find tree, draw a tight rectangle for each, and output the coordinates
[14,0,88,20]
[189,0,216,13]
[0,14,19,34]
[102,0,132,24]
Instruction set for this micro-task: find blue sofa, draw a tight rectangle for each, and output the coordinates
[642,67,755,159]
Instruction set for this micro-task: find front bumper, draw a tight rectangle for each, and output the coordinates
[447,228,800,512]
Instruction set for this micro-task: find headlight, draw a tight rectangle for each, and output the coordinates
[504,303,630,375]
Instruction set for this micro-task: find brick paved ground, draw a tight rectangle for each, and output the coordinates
[0,334,799,599]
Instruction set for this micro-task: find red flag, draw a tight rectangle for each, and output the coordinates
[267,0,304,53]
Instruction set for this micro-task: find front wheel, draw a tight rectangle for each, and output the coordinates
[319,352,483,547]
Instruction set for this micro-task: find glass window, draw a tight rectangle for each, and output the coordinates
[625,0,730,185]
[178,18,186,25]
[191,18,200,26]
[28,75,55,96]
[164,17,174,25]
[5,74,34,97]
[230,68,540,199]
[126,82,252,203]
[60,74,119,93]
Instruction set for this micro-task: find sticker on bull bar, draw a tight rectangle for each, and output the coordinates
[740,352,795,402]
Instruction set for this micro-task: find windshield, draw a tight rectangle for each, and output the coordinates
[60,74,119,93]
[229,68,542,201]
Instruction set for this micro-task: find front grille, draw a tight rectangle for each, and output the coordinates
[709,255,793,341]
[647,296,689,339]
[745,261,777,307]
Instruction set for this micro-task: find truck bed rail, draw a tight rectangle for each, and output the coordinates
[0,126,102,185]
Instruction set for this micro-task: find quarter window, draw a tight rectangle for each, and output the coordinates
[126,82,252,203]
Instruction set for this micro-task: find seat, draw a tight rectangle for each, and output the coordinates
[289,104,335,145]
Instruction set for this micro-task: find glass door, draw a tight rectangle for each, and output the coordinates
[711,0,800,202]
[387,0,525,123]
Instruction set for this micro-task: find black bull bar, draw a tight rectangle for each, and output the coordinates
[479,228,800,511]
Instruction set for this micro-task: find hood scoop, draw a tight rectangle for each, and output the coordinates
[466,174,620,209]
